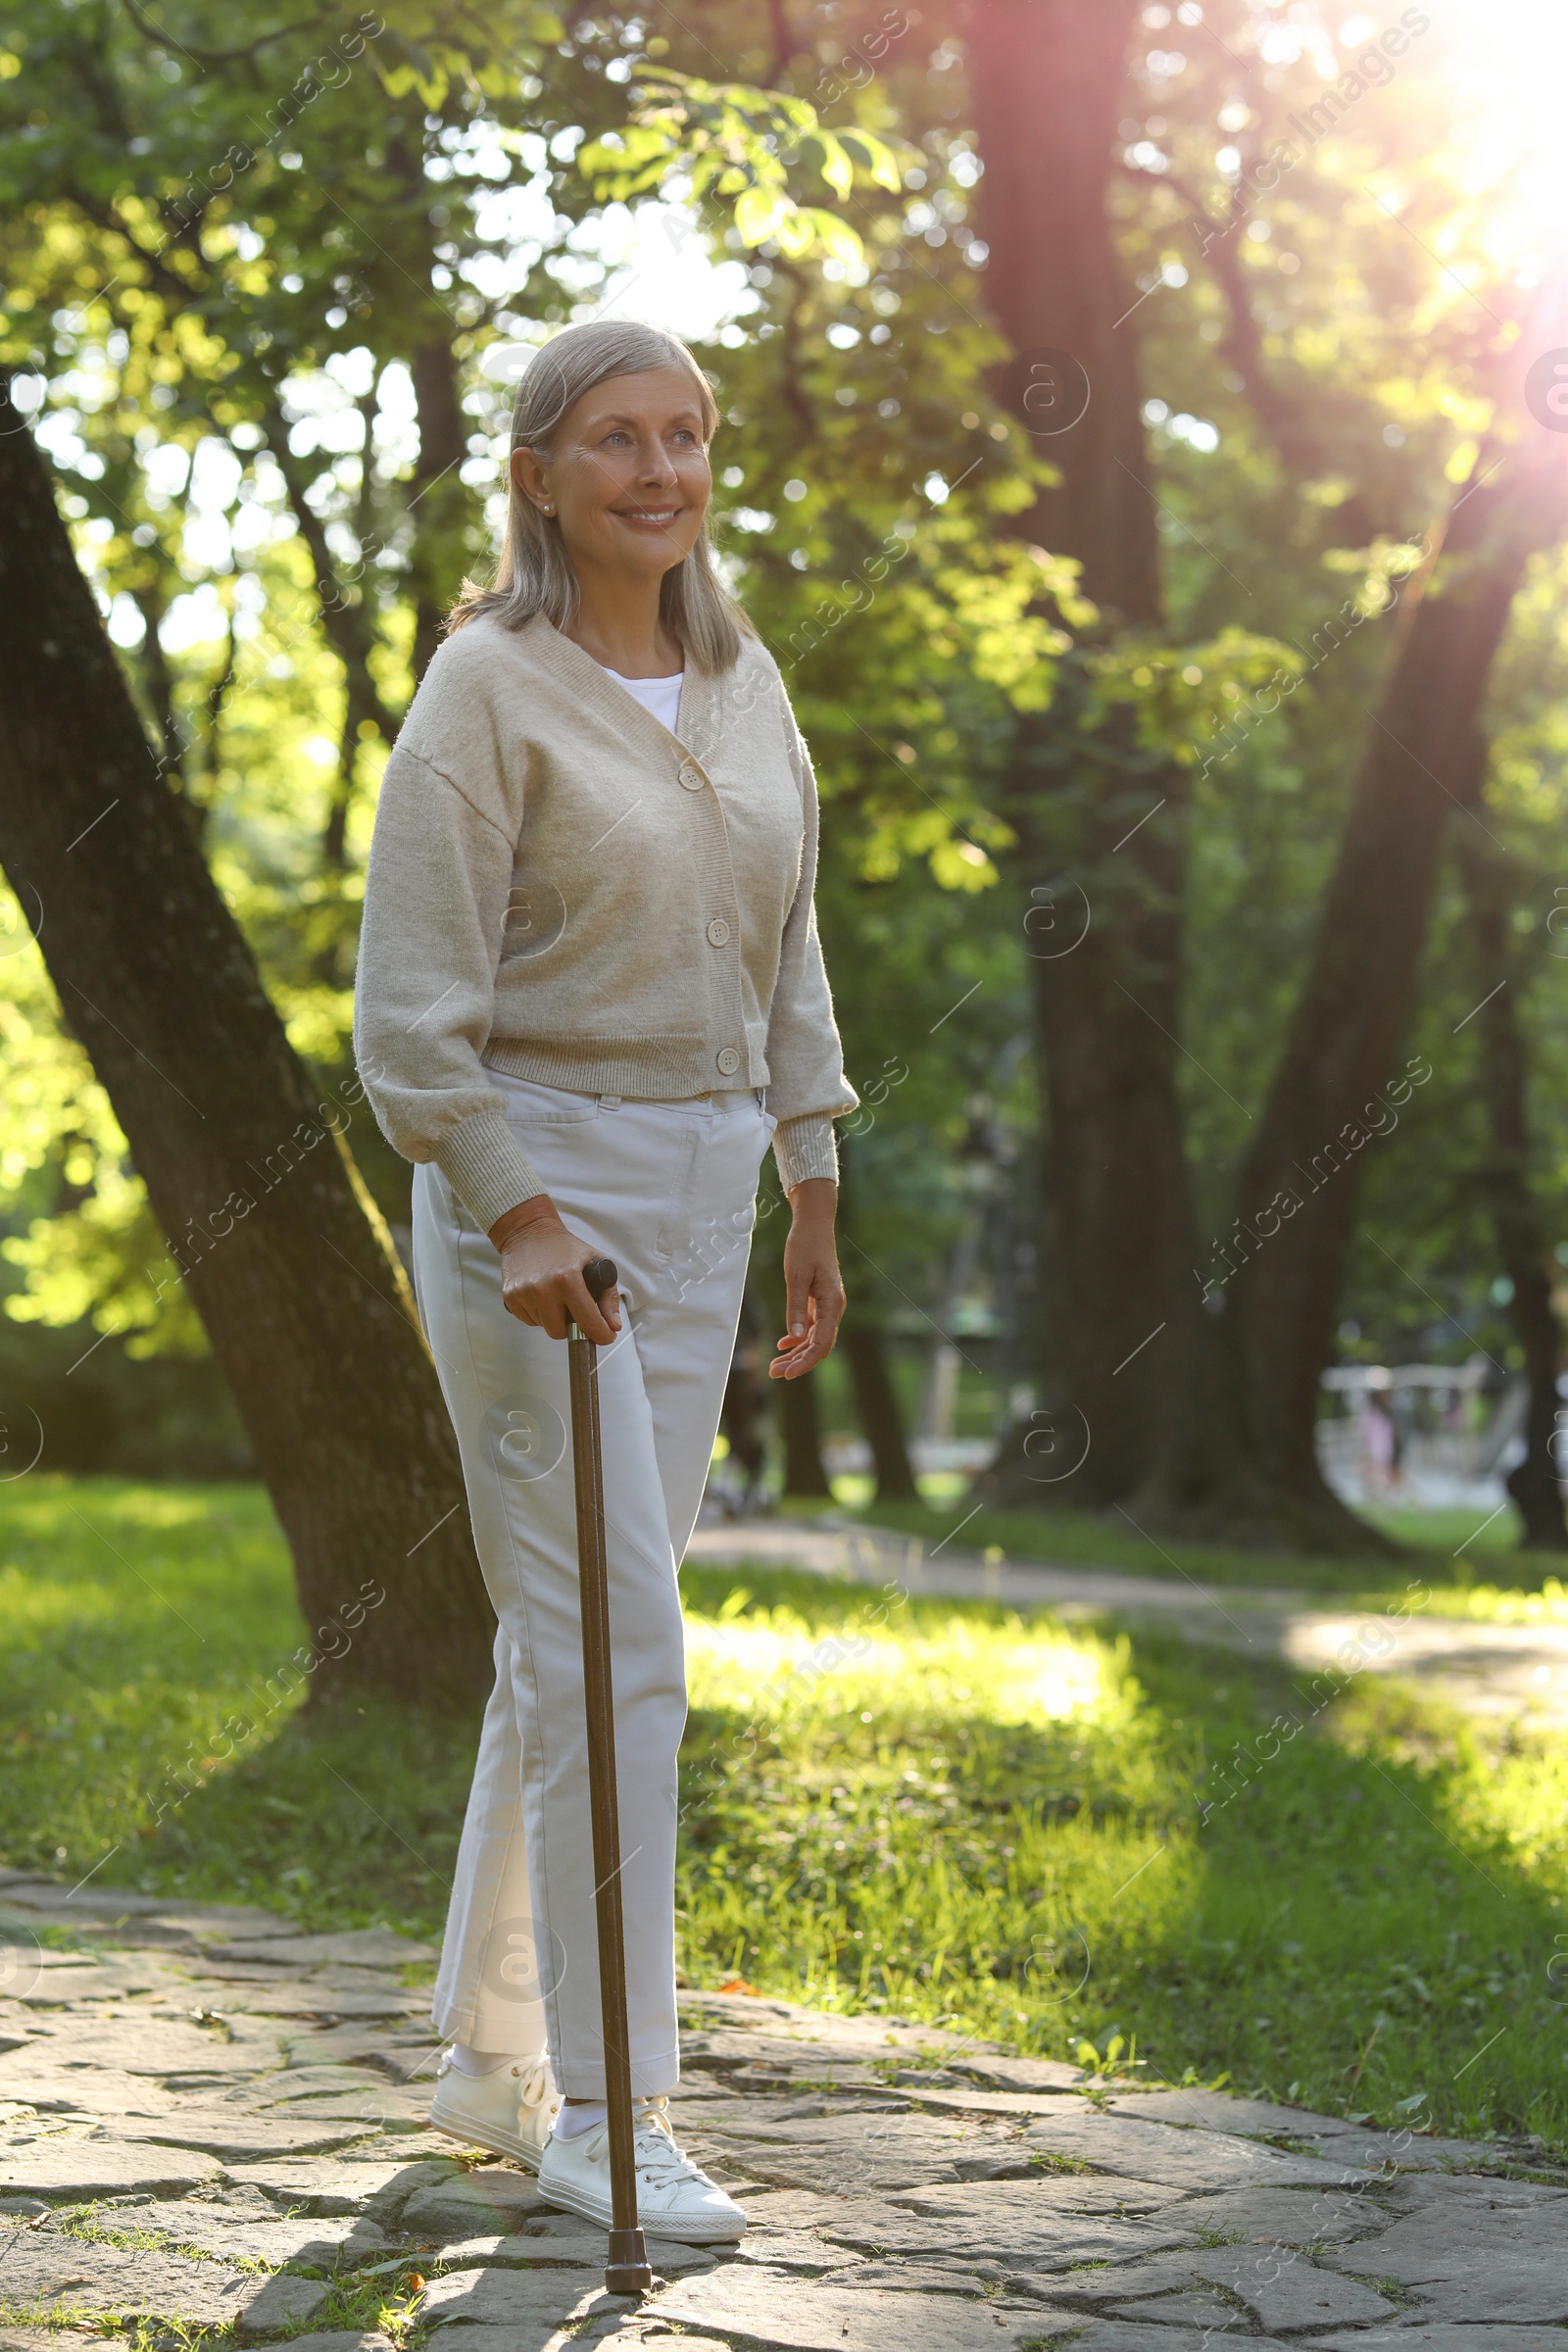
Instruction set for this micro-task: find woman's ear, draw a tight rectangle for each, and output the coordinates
[511,445,553,513]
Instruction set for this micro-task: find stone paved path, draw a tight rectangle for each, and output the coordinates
[687,1517,1568,1728]
[2,1873,1564,2350]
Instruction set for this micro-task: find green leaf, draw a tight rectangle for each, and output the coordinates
[803,208,864,269]
[839,128,904,193]
[807,130,855,201]
[734,185,781,247]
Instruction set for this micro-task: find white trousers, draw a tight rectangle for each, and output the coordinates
[413,1073,774,2098]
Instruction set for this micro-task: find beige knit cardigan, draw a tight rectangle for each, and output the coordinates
[353,611,858,1233]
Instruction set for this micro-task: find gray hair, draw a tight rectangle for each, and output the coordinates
[448,319,754,674]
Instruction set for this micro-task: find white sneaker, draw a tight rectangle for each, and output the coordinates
[537,2097,746,2241]
[428,2049,561,2173]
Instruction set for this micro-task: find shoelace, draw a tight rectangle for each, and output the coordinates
[581,2098,705,2188]
[510,2058,558,2111]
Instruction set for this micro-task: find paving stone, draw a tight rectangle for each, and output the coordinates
[0,1891,1549,2350]
[222,2153,461,2218]
[1102,2087,1357,2136]
[0,2132,221,2199]
[8,2015,285,2078]
[1061,2328,1296,2351]
[433,2228,717,2274]
[1172,2180,1397,2249]
[820,2181,1196,2269]
[675,1991,988,2057]
[717,2058,896,2094]
[246,2063,394,2102]
[946,2057,1085,2095]
[728,2228,868,2273]
[263,2339,396,2352]
[1326,2187,1568,2267]
[1283,2124,1497,2174]
[0,2330,113,2352]
[206,1929,438,1970]
[646,2263,1059,2348]
[117,2196,395,2267]
[1314,2329,1568,2350]
[687,2108,1035,2192]
[285,2022,440,2079]
[416,2265,602,2331]
[116,2107,381,2161]
[1190,2246,1400,2327]
[831,2258,1027,2298]
[1106,2289,1253,2328]
[184,1993,428,2028]
[233,2272,333,2336]
[1031,2255,1220,2311]
[0,1884,286,1935]
[0,2066,184,2116]
[0,2228,252,2324]
[1021,2107,1369,2191]
[1328,2255,1568,2325]
[11,1967,169,2008]
[264,2092,434,2135]
[1394,2173,1568,2211]
[402,2167,548,2237]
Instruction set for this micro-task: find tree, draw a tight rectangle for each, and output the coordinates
[0,376,496,1702]
[1209,424,1568,1534]
[1454,823,1568,1549]
[963,0,1568,1544]
[963,0,1236,1509]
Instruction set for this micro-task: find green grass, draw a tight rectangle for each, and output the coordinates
[837,1491,1568,1605]
[2,1478,1565,2157]
[0,1476,477,1928]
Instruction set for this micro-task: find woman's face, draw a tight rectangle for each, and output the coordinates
[512,366,711,584]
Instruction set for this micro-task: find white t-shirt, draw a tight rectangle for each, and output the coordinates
[600,663,683,734]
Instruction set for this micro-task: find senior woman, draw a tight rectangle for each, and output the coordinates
[353,318,857,2240]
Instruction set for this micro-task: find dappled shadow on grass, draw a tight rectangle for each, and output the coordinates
[674,1577,1568,2153]
[845,1493,1568,1603]
[0,1473,481,1936]
[124,1689,483,1941]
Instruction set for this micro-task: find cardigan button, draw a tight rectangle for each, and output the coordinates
[678,762,704,790]
[706,918,731,947]
[715,1047,741,1076]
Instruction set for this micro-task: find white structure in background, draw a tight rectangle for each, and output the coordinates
[1315,1359,1550,1511]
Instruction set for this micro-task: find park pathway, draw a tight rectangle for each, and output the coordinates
[685,1517,1568,1729]
[2,1872,1565,2349]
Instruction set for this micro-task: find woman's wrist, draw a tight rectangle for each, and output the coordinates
[787,1176,838,1223]
[489,1194,565,1250]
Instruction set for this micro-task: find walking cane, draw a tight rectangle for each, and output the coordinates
[566,1257,654,2298]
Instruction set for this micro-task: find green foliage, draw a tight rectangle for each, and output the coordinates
[1,0,1566,1414]
[580,69,906,265]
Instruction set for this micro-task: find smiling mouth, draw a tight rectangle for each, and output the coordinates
[614,507,682,525]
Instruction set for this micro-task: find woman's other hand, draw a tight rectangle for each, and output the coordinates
[769,1178,845,1379]
[488,1197,620,1342]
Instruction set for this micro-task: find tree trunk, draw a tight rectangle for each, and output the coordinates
[968,0,1213,1506]
[1214,437,1568,1530]
[780,1369,833,1497]
[0,375,495,1703]
[719,1284,768,1506]
[1455,828,1567,1550]
[844,1321,918,1501]
[409,336,471,683]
